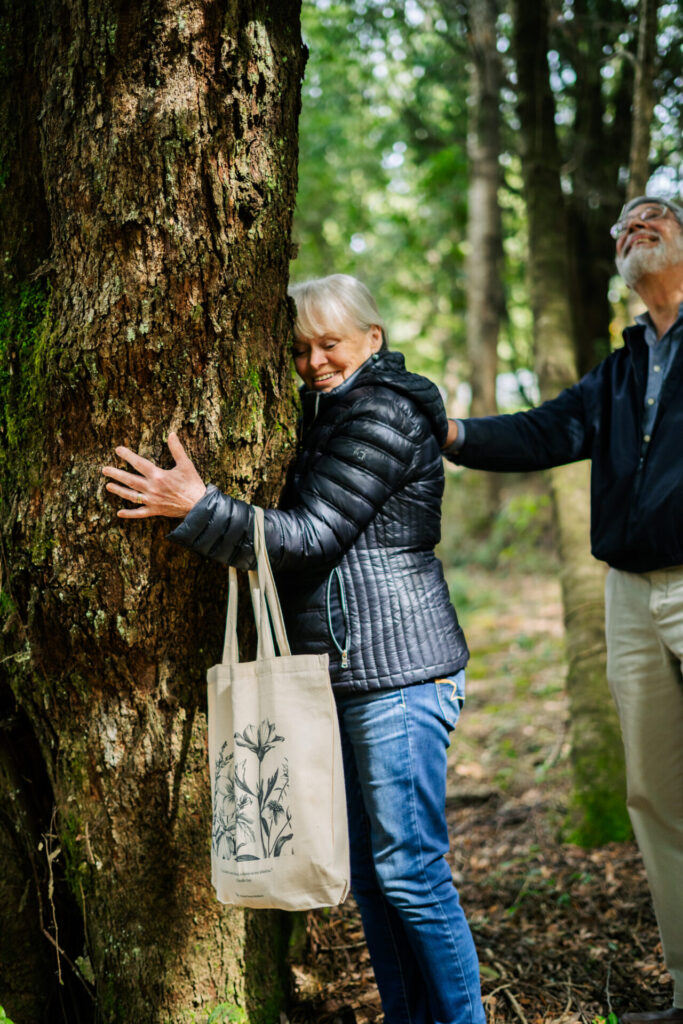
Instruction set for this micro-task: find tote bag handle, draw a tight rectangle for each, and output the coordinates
[221,507,291,665]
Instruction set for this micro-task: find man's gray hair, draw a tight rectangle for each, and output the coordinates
[288,274,387,346]
[617,195,683,226]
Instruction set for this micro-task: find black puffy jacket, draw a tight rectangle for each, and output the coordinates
[170,350,469,695]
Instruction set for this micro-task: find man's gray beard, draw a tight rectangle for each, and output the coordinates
[616,230,683,287]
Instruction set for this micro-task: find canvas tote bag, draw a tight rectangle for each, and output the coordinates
[207,507,350,910]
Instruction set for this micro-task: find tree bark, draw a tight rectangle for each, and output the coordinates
[439,0,503,510]
[627,0,659,199]
[0,1,304,1020]
[563,0,633,376]
[464,0,503,421]
[511,0,629,846]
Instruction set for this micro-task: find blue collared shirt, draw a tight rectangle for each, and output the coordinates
[636,301,683,460]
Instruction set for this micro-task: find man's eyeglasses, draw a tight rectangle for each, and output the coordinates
[610,203,671,240]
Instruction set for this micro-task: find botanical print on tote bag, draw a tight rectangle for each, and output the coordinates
[212,720,293,862]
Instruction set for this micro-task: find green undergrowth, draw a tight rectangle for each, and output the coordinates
[439,468,557,575]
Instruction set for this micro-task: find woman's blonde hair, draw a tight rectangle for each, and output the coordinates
[288,274,387,346]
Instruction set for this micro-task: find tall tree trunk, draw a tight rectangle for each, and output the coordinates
[627,0,659,199]
[511,0,629,846]
[464,0,503,421]
[0,1,304,1021]
[565,0,632,376]
[440,0,503,510]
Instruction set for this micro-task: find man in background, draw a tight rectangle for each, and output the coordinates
[444,195,683,1024]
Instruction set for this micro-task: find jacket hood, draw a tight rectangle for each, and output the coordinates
[299,350,449,446]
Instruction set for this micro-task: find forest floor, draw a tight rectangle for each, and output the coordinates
[287,566,671,1024]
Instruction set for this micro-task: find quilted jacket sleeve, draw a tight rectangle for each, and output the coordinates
[446,377,593,472]
[168,389,424,571]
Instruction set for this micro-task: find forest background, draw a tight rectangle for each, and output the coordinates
[0,0,682,1022]
[293,0,682,841]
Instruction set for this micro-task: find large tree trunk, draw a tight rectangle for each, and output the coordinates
[439,0,503,512]
[463,0,503,421]
[465,0,504,511]
[627,0,659,199]
[0,1,304,1021]
[511,0,629,847]
[564,0,633,376]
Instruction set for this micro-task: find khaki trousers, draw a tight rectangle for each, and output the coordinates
[605,566,683,1006]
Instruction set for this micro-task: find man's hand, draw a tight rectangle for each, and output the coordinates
[442,419,459,449]
[102,431,207,519]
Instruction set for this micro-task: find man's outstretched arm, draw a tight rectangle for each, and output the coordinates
[441,382,592,472]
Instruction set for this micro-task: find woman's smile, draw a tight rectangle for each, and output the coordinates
[311,369,342,388]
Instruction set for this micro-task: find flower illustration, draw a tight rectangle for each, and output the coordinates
[234,720,285,761]
[212,718,293,860]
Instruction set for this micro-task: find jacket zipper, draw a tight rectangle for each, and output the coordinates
[326,566,350,669]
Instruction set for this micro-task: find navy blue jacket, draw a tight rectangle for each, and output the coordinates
[170,351,468,694]
[448,323,683,573]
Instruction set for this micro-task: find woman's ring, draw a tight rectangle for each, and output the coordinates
[135,492,145,503]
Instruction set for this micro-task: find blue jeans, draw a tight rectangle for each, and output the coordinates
[336,673,485,1024]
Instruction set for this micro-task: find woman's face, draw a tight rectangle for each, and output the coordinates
[292,320,383,392]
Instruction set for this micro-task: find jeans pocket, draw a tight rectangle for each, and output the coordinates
[434,669,466,731]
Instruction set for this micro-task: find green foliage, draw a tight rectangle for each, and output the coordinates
[650,5,683,188]
[0,1007,16,1024]
[295,0,470,381]
[593,1014,619,1024]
